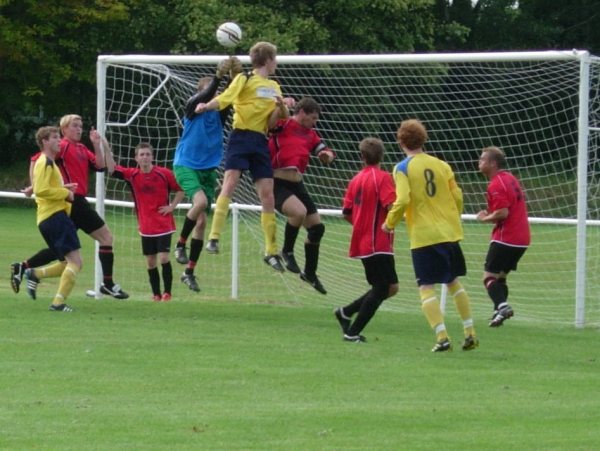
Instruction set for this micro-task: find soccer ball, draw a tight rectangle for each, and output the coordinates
[216,22,242,48]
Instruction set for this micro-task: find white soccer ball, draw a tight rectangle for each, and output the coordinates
[216,22,242,48]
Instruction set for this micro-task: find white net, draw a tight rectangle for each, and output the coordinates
[98,52,600,327]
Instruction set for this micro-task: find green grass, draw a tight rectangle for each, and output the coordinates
[1,203,600,449]
[1,298,599,449]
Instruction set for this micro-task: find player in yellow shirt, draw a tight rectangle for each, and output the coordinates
[383,119,477,352]
[194,41,295,272]
[23,126,82,312]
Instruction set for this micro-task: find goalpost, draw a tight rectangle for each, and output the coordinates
[96,50,600,327]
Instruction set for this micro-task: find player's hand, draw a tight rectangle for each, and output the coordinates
[476,210,488,221]
[381,223,393,234]
[229,56,243,78]
[318,150,334,165]
[195,103,207,114]
[158,205,173,215]
[216,58,232,79]
[282,97,295,109]
[21,186,33,197]
[89,127,101,145]
[64,183,78,192]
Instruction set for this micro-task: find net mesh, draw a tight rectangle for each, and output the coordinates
[98,53,600,326]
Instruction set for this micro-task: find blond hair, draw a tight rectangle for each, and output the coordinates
[59,114,82,133]
[36,126,59,149]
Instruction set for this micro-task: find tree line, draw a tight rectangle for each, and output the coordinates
[1,0,599,166]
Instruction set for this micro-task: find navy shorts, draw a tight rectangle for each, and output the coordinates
[411,241,466,286]
[224,129,273,181]
[71,194,106,234]
[274,179,317,215]
[38,211,81,261]
[484,241,527,274]
[141,233,173,256]
[361,254,398,287]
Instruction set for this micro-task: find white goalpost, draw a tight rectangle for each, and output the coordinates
[94,50,600,327]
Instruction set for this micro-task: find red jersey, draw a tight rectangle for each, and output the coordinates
[55,138,103,196]
[268,118,332,173]
[486,170,530,247]
[342,165,396,258]
[113,165,182,237]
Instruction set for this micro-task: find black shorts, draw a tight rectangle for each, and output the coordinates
[361,254,398,287]
[141,233,173,256]
[224,129,273,181]
[484,241,527,274]
[273,178,317,215]
[38,211,81,261]
[71,194,105,234]
[411,241,466,286]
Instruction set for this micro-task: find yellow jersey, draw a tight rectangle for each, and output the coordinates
[216,70,281,134]
[33,154,71,225]
[385,152,463,249]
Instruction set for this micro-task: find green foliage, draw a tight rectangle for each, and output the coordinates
[1,0,600,168]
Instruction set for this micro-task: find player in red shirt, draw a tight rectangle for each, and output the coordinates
[334,137,398,342]
[268,97,335,294]
[11,114,129,299]
[477,146,531,327]
[109,143,184,301]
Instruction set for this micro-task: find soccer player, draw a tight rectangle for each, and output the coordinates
[334,137,398,342]
[12,114,129,300]
[194,41,295,273]
[477,146,530,327]
[108,143,184,301]
[383,119,478,352]
[172,57,242,292]
[268,97,335,294]
[24,126,82,312]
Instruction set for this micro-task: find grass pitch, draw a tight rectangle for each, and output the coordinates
[1,204,599,449]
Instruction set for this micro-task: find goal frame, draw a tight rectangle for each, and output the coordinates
[96,50,596,327]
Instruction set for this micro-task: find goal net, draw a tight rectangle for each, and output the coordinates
[97,51,600,327]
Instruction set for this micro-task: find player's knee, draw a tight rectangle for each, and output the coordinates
[371,282,389,302]
[388,283,399,298]
[483,276,497,289]
[306,223,325,244]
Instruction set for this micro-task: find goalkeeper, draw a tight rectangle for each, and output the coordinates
[268,97,335,294]
[194,41,295,273]
[171,56,242,293]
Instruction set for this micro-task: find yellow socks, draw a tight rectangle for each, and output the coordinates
[261,211,277,256]
[52,262,80,305]
[36,261,67,279]
[448,281,476,337]
[420,287,448,341]
[208,196,231,241]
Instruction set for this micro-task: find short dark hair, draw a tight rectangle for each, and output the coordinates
[482,146,506,169]
[359,137,384,165]
[135,142,153,155]
[296,97,320,115]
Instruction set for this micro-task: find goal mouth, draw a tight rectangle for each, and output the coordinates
[95,51,600,327]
